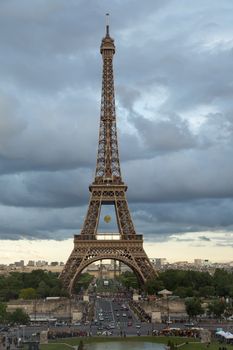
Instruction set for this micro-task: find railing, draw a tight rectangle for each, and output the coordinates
[74,234,143,241]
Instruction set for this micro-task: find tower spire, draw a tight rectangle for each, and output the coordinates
[106,13,110,36]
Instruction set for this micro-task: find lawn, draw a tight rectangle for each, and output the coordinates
[39,336,225,350]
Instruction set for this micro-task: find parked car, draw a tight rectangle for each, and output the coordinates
[102,330,112,336]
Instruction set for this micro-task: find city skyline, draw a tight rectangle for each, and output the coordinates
[0,237,233,265]
[0,1,233,262]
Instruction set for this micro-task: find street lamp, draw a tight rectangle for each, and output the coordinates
[158,289,173,325]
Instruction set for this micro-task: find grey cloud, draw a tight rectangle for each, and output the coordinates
[174,238,195,242]
[124,145,233,203]
[0,0,233,242]
[0,169,91,208]
[132,114,196,152]
[0,204,87,240]
[127,198,233,240]
[0,90,99,174]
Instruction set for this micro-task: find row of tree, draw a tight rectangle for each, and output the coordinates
[147,269,233,298]
[0,270,68,301]
[118,269,233,298]
[0,270,95,302]
[1,268,233,301]
[185,297,228,318]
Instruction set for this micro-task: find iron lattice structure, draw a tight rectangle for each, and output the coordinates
[60,23,157,293]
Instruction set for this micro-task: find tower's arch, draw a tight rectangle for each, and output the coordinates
[70,256,144,294]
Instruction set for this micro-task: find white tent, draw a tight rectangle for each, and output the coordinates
[216,330,226,336]
[216,330,233,340]
[224,332,233,340]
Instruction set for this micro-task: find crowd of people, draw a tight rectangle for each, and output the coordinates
[48,329,87,339]
[158,327,202,338]
[129,300,151,322]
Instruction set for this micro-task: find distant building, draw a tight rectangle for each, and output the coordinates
[14,260,24,267]
[194,259,211,267]
[194,259,203,266]
[36,260,48,267]
[150,258,167,269]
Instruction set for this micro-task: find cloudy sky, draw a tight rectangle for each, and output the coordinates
[0,0,233,264]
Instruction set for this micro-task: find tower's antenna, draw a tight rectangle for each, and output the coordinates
[106,13,110,36]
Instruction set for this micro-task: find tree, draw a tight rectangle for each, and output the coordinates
[145,278,164,295]
[198,286,215,298]
[78,340,84,350]
[36,281,50,298]
[8,308,30,325]
[73,273,94,293]
[117,271,139,290]
[0,303,8,324]
[213,269,233,297]
[175,287,195,298]
[19,288,37,300]
[208,299,226,318]
[185,298,204,319]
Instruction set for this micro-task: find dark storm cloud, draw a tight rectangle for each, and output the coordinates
[131,114,196,152]
[0,89,99,174]
[130,198,233,238]
[0,204,87,240]
[0,0,233,241]
[0,169,90,208]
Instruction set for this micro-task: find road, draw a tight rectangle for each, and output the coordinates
[3,296,233,340]
[92,297,144,336]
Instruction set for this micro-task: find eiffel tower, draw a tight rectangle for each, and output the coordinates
[60,18,157,293]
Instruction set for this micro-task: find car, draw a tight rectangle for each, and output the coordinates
[0,327,9,332]
[136,324,141,328]
[102,330,112,336]
[109,324,115,329]
[127,321,132,327]
[116,313,120,317]
[73,322,81,326]
[122,313,127,317]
